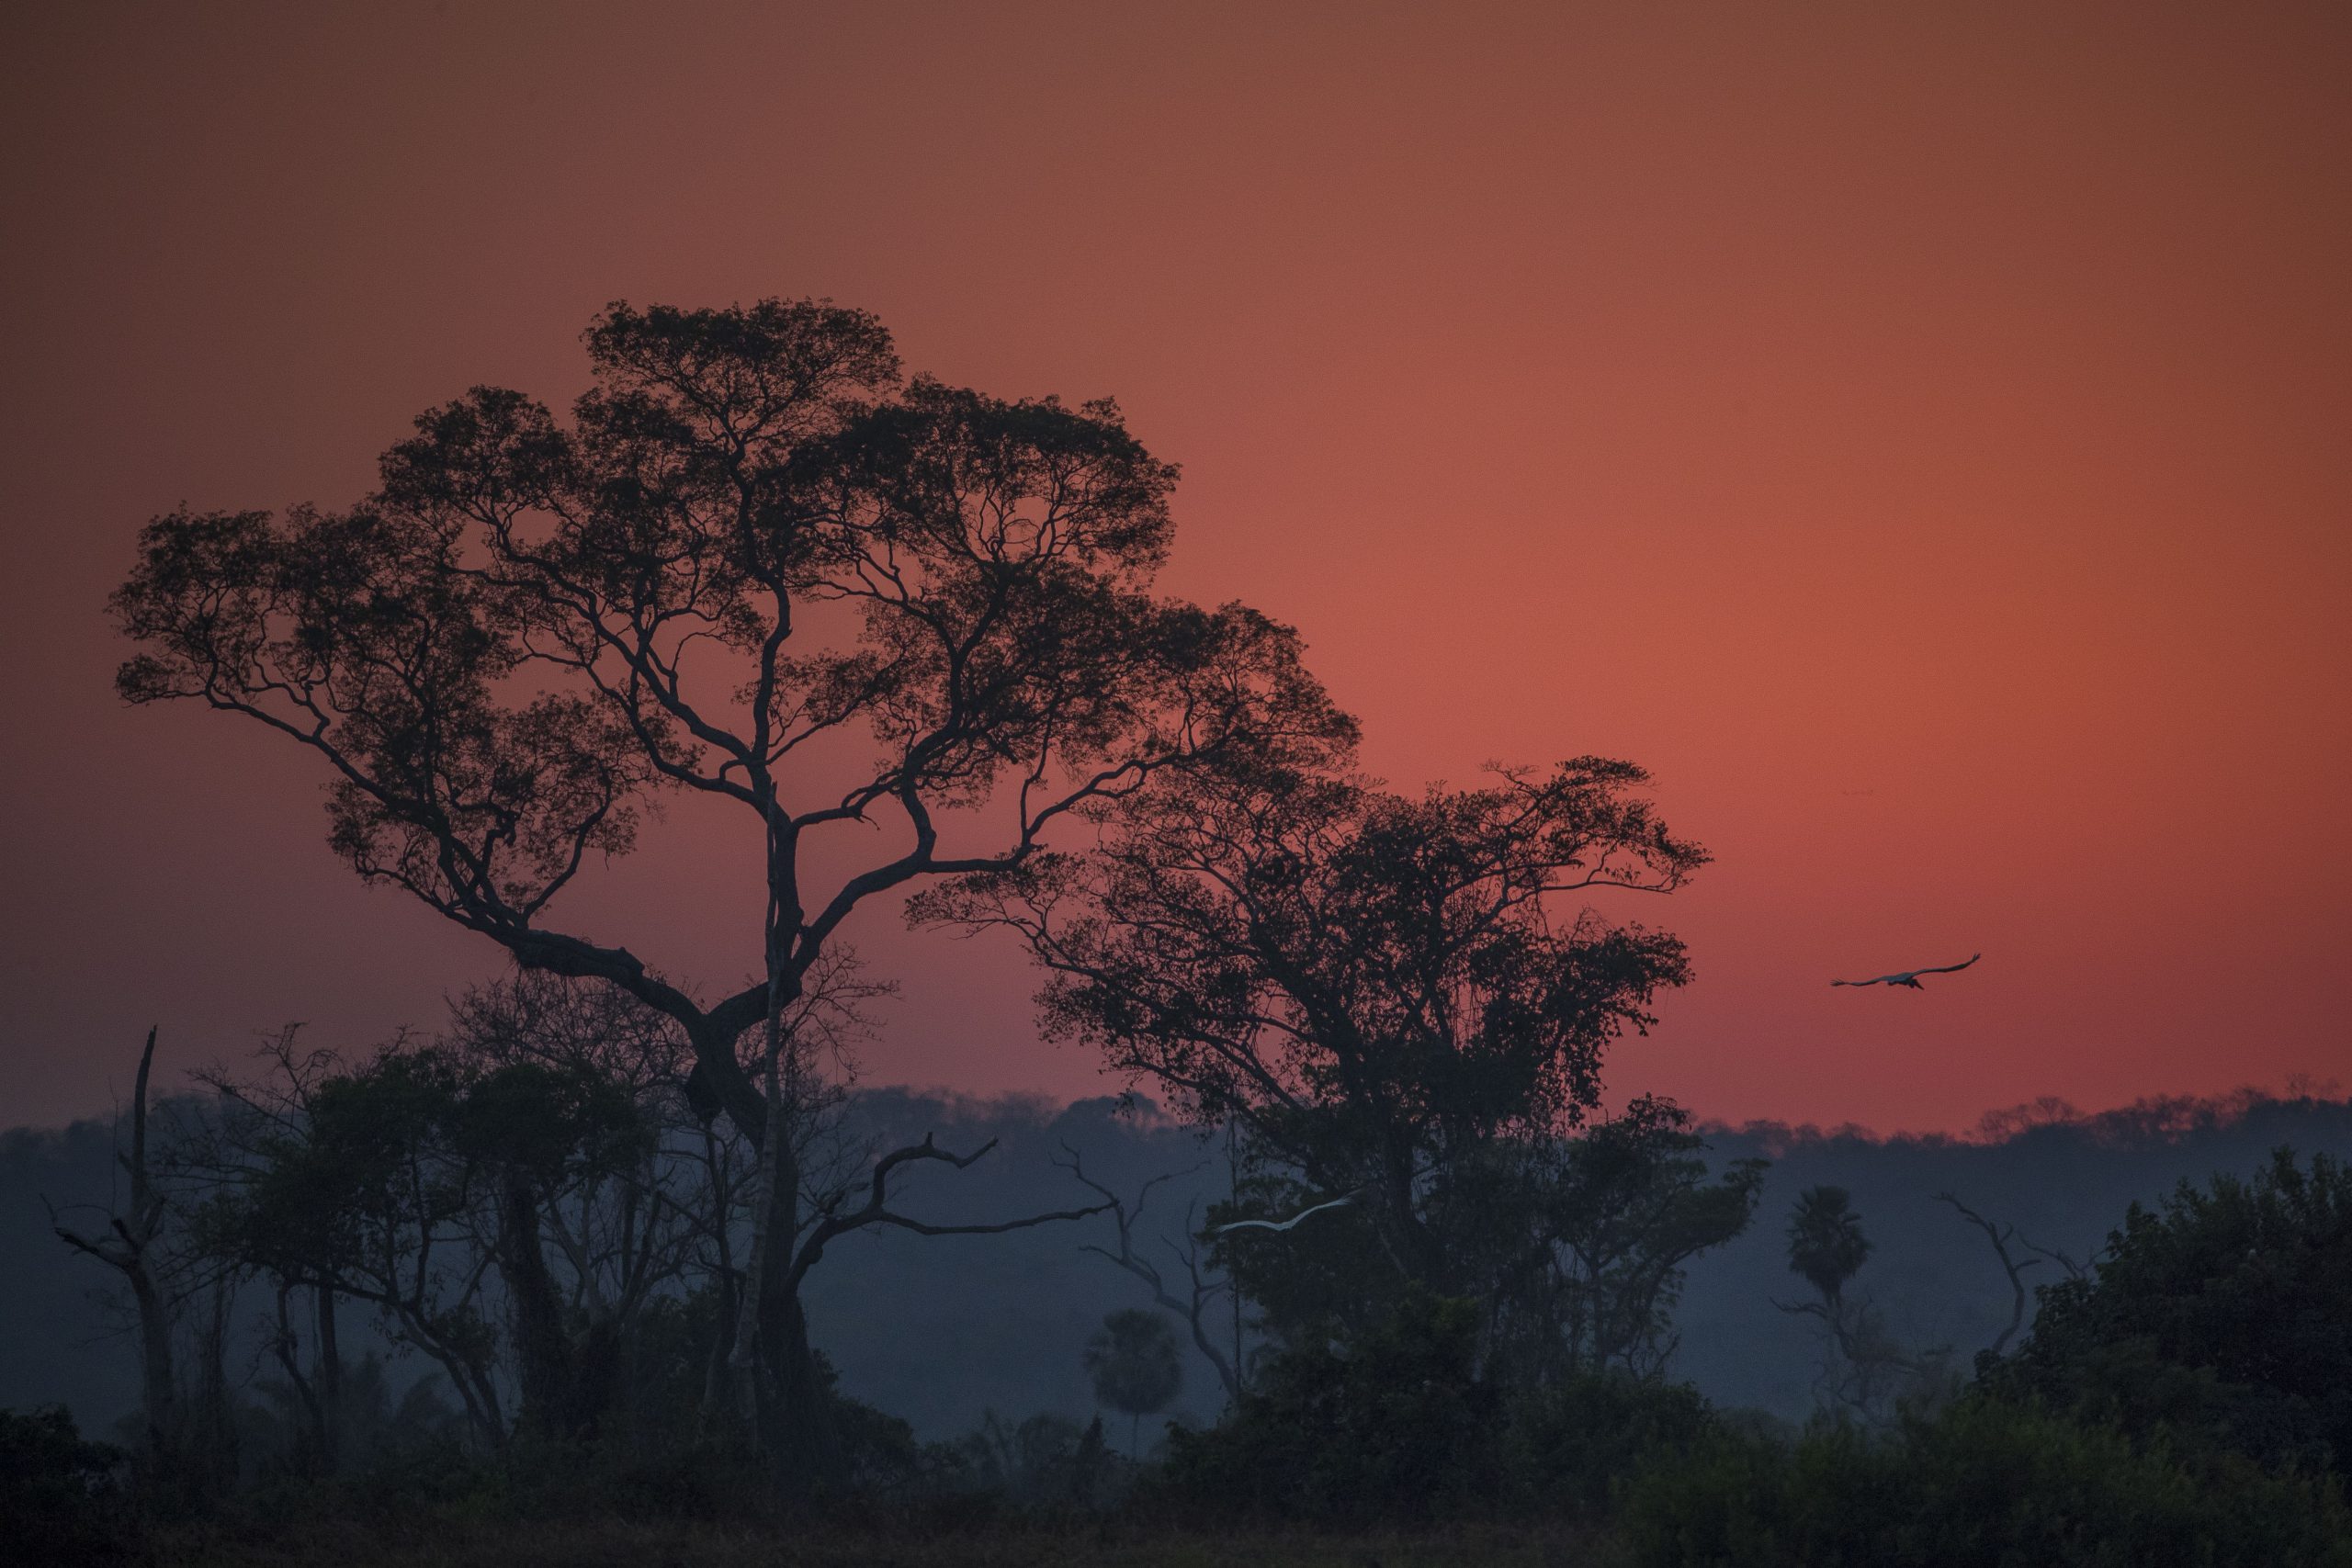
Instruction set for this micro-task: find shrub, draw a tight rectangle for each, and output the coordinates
[1503,1371,1714,1518]
[1159,1291,1501,1523]
[0,1404,126,1561]
[1159,1290,1719,1526]
[1623,1395,2352,1567]
[1981,1147,2352,1472]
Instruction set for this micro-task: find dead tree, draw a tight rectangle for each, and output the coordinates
[1935,1191,2041,1356]
[2015,1232,2100,1281]
[1055,1144,1241,1404]
[51,1027,182,1487]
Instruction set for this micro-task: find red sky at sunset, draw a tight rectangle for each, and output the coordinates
[3,3,2346,1134]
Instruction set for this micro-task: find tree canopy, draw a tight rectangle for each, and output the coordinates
[113,298,1353,1139]
[914,757,1705,1291]
[110,297,1353,1476]
[1984,1147,2352,1471]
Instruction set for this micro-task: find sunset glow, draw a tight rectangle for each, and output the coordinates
[3,3,2346,1133]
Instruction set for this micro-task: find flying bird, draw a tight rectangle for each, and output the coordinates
[1214,1195,1354,1235]
[1832,953,1981,989]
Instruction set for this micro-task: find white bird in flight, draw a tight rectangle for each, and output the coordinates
[1831,953,1982,990]
[1214,1195,1354,1235]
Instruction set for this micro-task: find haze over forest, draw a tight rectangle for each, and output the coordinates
[4,6,2348,1565]
[12,1081,2349,1447]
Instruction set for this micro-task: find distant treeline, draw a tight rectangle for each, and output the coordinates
[10,1075,2346,1445]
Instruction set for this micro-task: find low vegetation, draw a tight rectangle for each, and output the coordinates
[10,299,2346,1563]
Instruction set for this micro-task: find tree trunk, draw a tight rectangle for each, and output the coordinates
[500,1165,591,1439]
[193,1275,238,1498]
[762,1264,832,1495]
[727,1031,792,1428]
[130,1268,179,1485]
[695,1122,741,1434]
[316,1284,341,1471]
[118,1028,182,1494]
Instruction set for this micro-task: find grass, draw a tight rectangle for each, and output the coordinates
[124,1517,1619,1568]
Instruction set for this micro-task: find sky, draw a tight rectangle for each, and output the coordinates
[2,2,2346,1134]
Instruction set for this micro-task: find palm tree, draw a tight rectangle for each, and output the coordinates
[1083,1308,1183,1459]
[1787,1185,1872,1306]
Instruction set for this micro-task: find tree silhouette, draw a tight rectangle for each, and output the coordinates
[1983,1148,2352,1469]
[1777,1185,1946,1422]
[915,758,1703,1296]
[49,1029,184,1495]
[1483,1096,1766,1381]
[1055,1144,1243,1404]
[109,298,1351,1477]
[1084,1307,1184,1457]
[1786,1185,1872,1306]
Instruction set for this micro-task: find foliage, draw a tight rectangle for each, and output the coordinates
[240,1355,464,1481]
[1500,1371,1713,1519]
[1475,1098,1766,1382]
[0,1404,125,1560]
[111,298,1351,1145]
[1621,1394,2352,1568]
[1980,1146,2352,1472]
[111,297,1351,1472]
[919,762,1700,1261]
[1204,1099,1760,1389]
[1084,1310,1184,1454]
[191,1032,682,1447]
[1783,1186,1870,1304]
[1776,1186,1950,1424]
[920,756,1722,1372]
[1160,1292,1501,1523]
[1157,1289,1719,1526]
[944,1410,1121,1508]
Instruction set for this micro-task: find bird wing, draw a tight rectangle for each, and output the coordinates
[1833,975,1894,987]
[1272,1195,1354,1231]
[1916,953,1982,976]
[1222,1194,1354,1235]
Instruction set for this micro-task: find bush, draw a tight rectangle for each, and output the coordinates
[0,1404,126,1561]
[1503,1371,1713,1518]
[1623,1396,2352,1567]
[1159,1292,1501,1523]
[1981,1147,2352,1472]
[1159,1290,1719,1526]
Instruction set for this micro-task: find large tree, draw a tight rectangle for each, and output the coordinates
[110,299,1351,1472]
[912,758,1706,1299]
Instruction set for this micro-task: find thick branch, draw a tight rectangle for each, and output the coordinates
[789,1133,1110,1286]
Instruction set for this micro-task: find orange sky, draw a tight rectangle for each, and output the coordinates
[3,2,2346,1133]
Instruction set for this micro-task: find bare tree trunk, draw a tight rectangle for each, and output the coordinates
[128,1030,179,1478]
[54,1028,183,1498]
[500,1164,577,1438]
[193,1273,238,1497]
[315,1284,341,1471]
[129,1265,180,1479]
[762,1243,832,1494]
[270,1284,327,1468]
[1056,1145,1242,1405]
[728,1021,791,1426]
[1937,1192,2041,1357]
[696,1122,740,1433]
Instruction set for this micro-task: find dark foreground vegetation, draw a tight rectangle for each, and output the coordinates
[17,1144,2349,1564]
[12,298,2347,1563]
